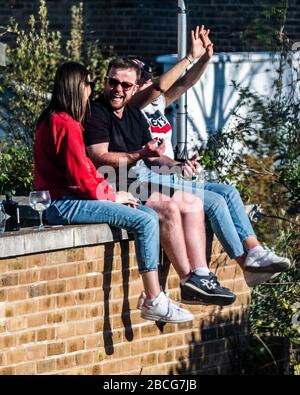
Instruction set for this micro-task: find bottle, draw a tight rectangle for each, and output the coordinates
[0,203,6,234]
[2,193,20,231]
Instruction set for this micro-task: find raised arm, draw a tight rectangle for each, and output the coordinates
[130,25,210,109]
[164,27,214,107]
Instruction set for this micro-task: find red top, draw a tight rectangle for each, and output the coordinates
[34,112,116,201]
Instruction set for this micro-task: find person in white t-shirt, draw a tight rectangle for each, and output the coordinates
[129,25,291,287]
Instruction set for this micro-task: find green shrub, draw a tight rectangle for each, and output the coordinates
[0,0,113,195]
[198,1,300,372]
[2,0,62,145]
[0,140,33,195]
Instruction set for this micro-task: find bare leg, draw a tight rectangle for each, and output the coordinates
[146,192,191,280]
[171,191,207,270]
[141,271,161,300]
[236,236,261,267]
[243,235,261,251]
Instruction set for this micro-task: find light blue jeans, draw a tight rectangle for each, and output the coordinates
[47,196,160,273]
[135,166,256,259]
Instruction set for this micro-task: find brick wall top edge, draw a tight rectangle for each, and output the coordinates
[0,224,130,259]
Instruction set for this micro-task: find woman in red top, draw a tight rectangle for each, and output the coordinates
[34,61,193,323]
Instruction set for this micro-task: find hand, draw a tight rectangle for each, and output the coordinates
[199,26,214,60]
[115,191,138,208]
[188,153,201,169]
[180,160,196,177]
[180,154,201,177]
[188,25,213,61]
[140,137,165,158]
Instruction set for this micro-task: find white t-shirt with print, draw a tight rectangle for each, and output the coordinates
[142,94,174,159]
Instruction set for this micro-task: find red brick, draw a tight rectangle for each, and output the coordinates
[47,280,66,295]
[7,286,28,301]
[37,328,55,342]
[56,355,76,370]
[17,331,36,345]
[67,338,85,353]
[0,335,15,349]
[0,273,18,286]
[36,359,56,374]
[39,267,58,281]
[19,270,39,285]
[26,344,47,360]
[47,342,65,356]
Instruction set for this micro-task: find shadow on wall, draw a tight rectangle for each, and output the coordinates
[190,54,264,138]
[99,223,291,375]
[157,52,296,151]
[170,320,291,375]
[102,232,134,356]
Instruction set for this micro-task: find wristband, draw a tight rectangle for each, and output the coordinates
[185,55,193,65]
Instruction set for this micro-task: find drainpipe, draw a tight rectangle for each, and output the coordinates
[176,0,188,160]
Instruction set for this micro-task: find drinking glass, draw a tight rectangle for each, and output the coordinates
[205,169,219,183]
[29,191,51,230]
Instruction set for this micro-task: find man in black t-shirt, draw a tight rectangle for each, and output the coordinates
[83,57,237,308]
[84,94,152,155]
[84,59,169,189]
[84,92,161,189]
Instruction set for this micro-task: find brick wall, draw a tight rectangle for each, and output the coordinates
[0,234,250,375]
[0,0,299,61]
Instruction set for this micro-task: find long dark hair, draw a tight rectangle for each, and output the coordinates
[37,61,91,126]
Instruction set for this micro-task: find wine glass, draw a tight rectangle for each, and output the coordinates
[29,191,51,230]
[205,169,219,183]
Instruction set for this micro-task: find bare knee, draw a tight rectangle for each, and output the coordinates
[155,201,181,223]
[146,193,180,222]
[162,201,181,223]
[172,191,204,215]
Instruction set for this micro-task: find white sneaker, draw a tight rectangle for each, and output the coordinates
[244,246,290,273]
[140,291,194,323]
[244,271,281,288]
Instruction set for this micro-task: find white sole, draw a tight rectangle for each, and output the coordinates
[141,313,194,323]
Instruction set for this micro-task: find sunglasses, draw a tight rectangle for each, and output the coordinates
[105,76,135,91]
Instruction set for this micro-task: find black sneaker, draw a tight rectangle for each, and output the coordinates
[181,272,236,306]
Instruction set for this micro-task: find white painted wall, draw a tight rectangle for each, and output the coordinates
[156,52,299,153]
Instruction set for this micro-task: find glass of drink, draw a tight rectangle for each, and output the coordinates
[29,191,51,230]
[205,169,219,183]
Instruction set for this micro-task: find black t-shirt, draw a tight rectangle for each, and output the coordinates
[84,95,152,152]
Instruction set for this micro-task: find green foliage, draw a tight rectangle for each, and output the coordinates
[199,6,300,371]
[279,160,300,200]
[0,0,112,195]
[250,265,300,340]
[2,0,61,145]
[66,2,83,62]
[201,69,300,348]
[85,42,111,97]
[0,140,34,195]
[241,0,289,50]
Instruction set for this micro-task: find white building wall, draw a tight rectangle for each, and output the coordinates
[156,52,298,154]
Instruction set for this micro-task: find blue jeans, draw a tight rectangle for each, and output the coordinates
[47,196,160,273]
[135,166,256,259]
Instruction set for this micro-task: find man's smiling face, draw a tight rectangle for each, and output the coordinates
[104,67,138,111]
